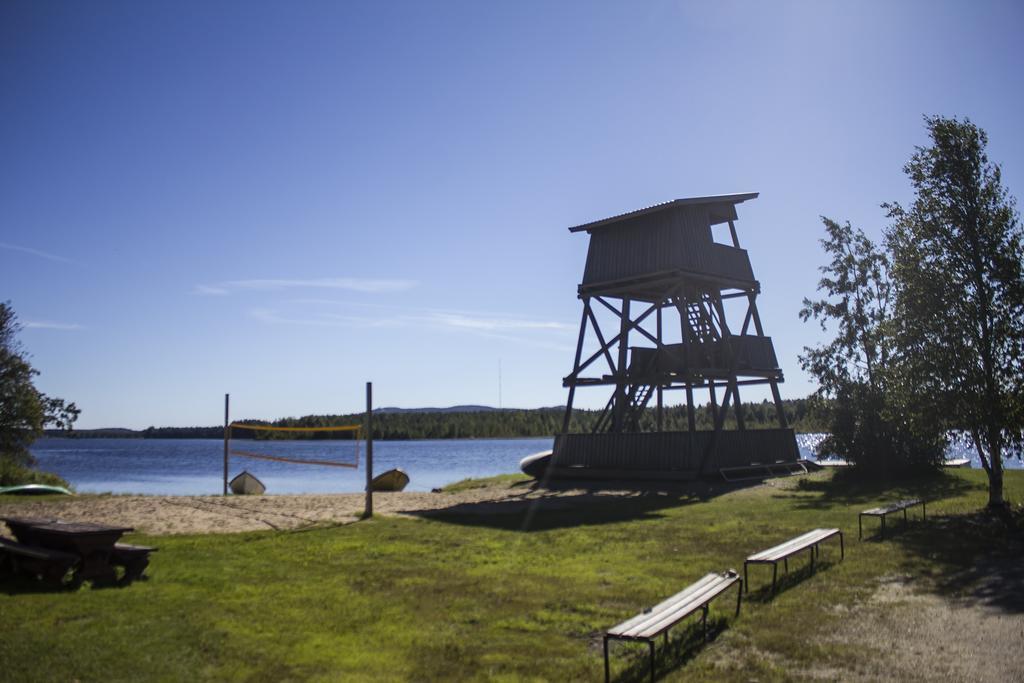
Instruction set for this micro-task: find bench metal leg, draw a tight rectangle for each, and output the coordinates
[649,639,656,683]
[735,579,743,616]
[771,563,778,593]
[809,547,815,573]
[604,636,610,683]
[839,531,844,559]
[880,515,886,539]
[783,557,788,573]
[702,605,709,642]
[743,562,749,594]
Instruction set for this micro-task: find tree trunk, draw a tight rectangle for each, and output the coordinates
[988,441,1005,509]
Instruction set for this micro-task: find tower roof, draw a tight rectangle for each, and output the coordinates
[568,192,759,233]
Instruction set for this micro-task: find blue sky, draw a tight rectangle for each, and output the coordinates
[2,1,1022,428]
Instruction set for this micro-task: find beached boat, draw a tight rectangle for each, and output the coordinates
[943,458,971,468]
[0,484,72,496]
[229,470,266,495]
[816,459,851,468]
[369,468,409,492]
[519,450,552,478]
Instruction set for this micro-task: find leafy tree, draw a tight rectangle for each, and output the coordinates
[799,218,945,473]
[885,115,1024,509]
[0,301,79,478]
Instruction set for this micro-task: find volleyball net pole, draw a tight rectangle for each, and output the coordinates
[364,381,373,519]
[223,393,230,496]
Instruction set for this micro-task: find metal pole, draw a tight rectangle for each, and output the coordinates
[223,393,229,496]
[364,381,373,518]
[656,302,663,432]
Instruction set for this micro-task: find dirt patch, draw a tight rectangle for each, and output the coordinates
[814,574,1024,682]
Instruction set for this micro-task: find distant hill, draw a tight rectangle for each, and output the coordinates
[376,405,502,414]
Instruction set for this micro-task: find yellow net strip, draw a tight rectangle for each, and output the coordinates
[229,422,361,433]
[229,449,358,469]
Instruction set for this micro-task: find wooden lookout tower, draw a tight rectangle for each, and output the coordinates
[555,193,799,480]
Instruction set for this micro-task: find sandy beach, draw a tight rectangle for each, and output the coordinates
[0,481,657,535]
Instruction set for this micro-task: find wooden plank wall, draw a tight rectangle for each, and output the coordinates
[627,336,780,378]
[582,206,710,285]
[553,429,799,475]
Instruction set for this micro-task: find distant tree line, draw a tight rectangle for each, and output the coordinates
[45,397,828,441]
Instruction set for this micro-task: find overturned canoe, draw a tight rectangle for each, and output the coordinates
[370,468,409,492]
[229,470,266,495]
[0,484,73,496]
[519,450,553,478]
[943,458,971,468]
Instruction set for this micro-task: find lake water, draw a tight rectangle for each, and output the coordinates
[29,433,1017,496]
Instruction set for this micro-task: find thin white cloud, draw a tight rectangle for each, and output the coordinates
[248,308,401,329]
[0,242,71,263]
[277,299,575,331]
[23,320,84,330]
[423,312,573,332]
[246,303,572,351]
[195,277,417,295]
[194,284,229,296]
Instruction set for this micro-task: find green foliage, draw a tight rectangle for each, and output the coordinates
[799,219,945,473]
[0,469,1019,681]
[885,115,1024,506]
[0,302,79,477]
[0,457,71,488]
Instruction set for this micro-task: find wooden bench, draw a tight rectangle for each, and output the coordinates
[744,528,843,594]
[603,570,742,682]
[859,499,925,539]
[0,536,80,586]
[110,543,158,585]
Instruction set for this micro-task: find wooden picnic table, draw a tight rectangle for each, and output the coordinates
[2,516,134,586]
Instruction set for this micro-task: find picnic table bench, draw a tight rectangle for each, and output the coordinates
[2,516,141,587]
[859,499,926,539]
[604,570,742,682]
[744,528,843,594]
[0,536,80,586]
[111,543,158,584]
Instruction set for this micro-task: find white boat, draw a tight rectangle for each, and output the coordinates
[370,468,409,492]
[229,470,266,495]
[943,458,971,468]
[519,450,553,478]
[816,459,851,468]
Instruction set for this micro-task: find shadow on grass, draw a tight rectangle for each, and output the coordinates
[742,559,841,603]
[412,479,759,532]
[606,615,729,683]
[0,572,76,595]
[885,506,1024,613]
[775,469,979,510]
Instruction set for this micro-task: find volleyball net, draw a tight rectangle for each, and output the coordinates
[227,422,362,470]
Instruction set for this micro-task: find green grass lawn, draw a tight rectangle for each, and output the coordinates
[1,469,1021,682]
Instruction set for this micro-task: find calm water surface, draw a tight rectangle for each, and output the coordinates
[30,434,1016,496]
[31,437,554,495]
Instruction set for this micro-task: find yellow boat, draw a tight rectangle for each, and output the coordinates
[369,468,409,492]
